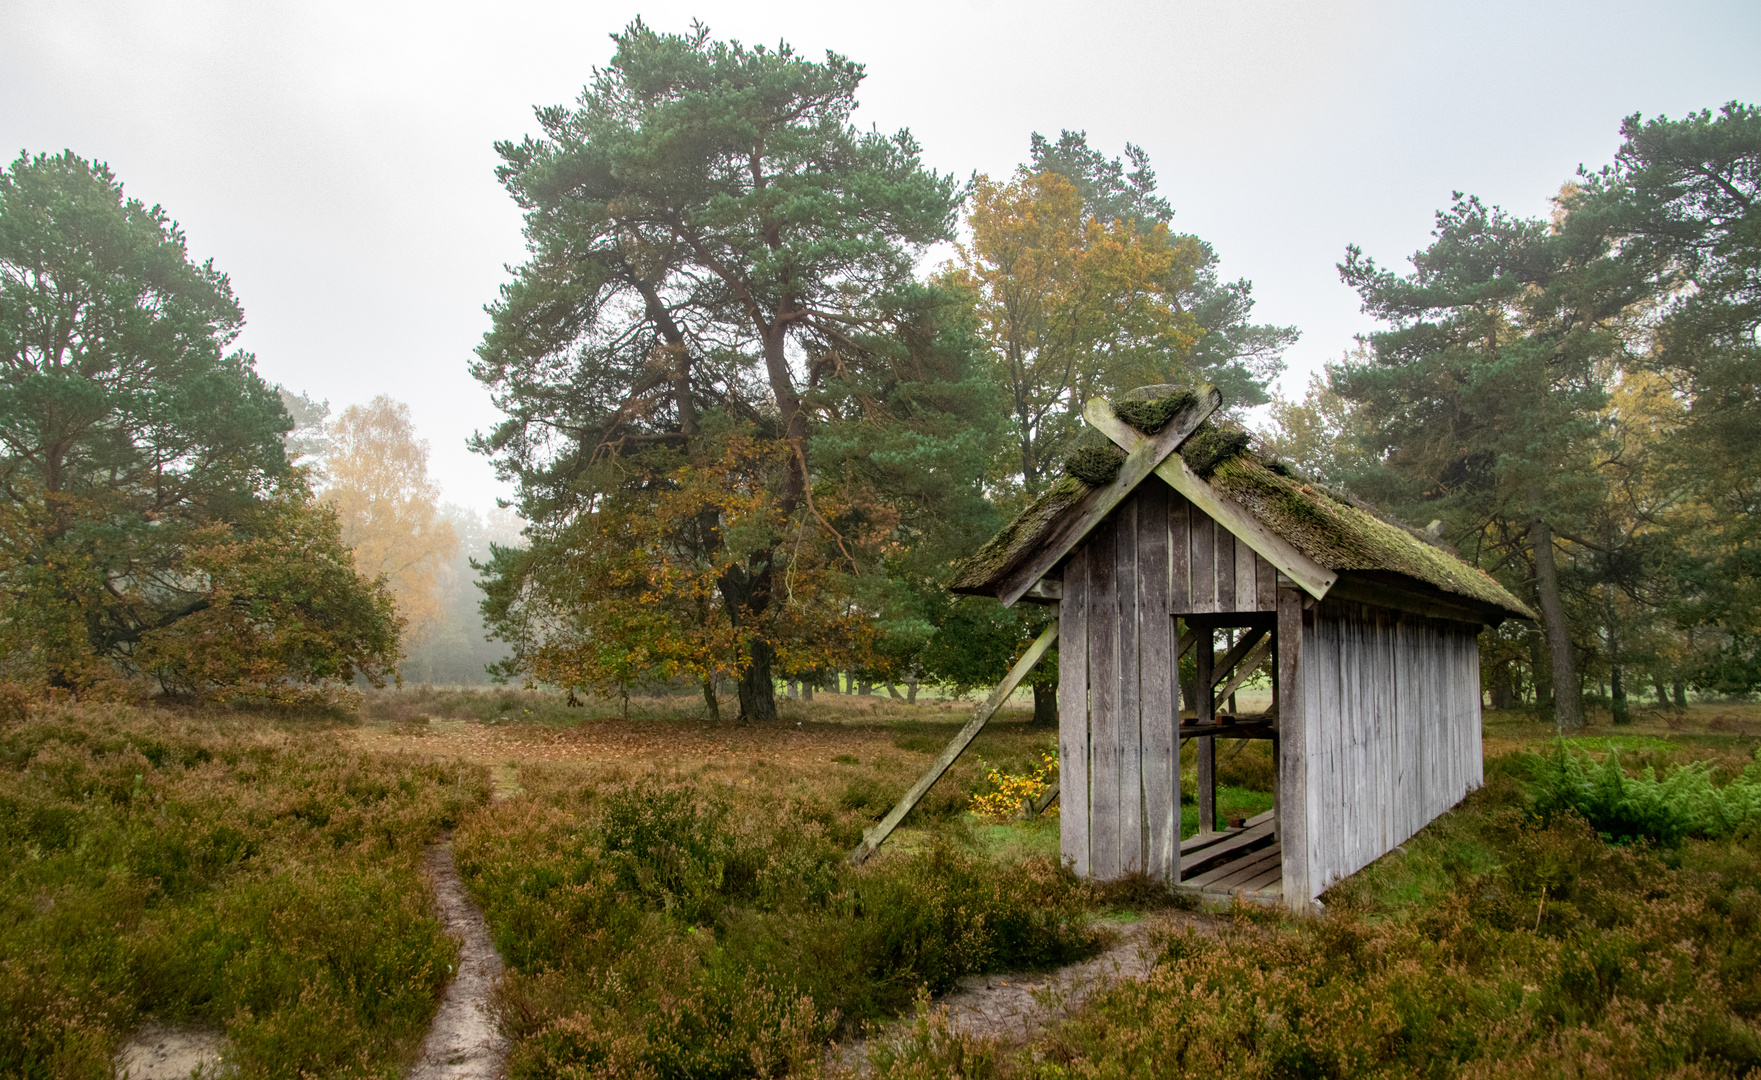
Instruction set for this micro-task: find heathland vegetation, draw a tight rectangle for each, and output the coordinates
[1,15,1758,1080]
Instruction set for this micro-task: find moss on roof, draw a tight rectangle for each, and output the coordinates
[945,474,1090,593]
[948,392,1533,619]
[1179,423,1253,479]
[1113,389,1197,434]
[1207,454,1535,618]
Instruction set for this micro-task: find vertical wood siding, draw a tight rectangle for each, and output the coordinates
[1056,478,1484,899]
[1167,489,1278,614]
[1297,598,1484,898]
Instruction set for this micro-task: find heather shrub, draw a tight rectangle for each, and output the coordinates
[0,705,490,1078]
[455,768,1098,1079]
[1028,749,1761,1079]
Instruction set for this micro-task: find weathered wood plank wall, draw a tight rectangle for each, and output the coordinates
[1059,477,1486,901]
[1296,598,1484,898]
[1058,490,1180,880]
[1168,489,1279,614]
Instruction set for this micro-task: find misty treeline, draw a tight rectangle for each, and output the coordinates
[0,19,1753,719]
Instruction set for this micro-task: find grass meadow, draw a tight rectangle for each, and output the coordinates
[3,686,1760,1077]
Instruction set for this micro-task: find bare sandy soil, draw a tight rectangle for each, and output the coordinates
[407,842,509,1080]
[113,1023,226,1078]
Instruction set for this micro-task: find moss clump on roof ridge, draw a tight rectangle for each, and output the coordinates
[1063,442,1126,486]
[1113,389,1197,434]
[1208,454,1534,617]
[946,474,1089,592]
[1179,422,1254,479]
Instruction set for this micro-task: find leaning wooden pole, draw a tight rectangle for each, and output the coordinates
[848,620,1060,866]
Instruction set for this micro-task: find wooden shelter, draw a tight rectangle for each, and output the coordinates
[935,385,1534,909]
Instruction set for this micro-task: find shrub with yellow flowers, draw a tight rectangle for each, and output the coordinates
[970,745,1059,822]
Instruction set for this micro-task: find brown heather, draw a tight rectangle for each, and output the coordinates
[452,757,1100,1079]
[0,703,490,1078]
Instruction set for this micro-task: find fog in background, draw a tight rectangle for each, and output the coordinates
[4,0,1759,513]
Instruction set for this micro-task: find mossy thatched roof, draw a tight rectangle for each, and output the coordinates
[948,419,1534,621]
[1205,454,1534,619]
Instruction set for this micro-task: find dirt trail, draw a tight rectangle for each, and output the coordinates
[407,842,509,1080]
[838,912,1202,1070]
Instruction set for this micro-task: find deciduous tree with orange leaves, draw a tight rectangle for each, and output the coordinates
[320,396,459,651]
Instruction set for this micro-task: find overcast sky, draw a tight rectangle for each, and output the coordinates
[5,0,1758,511]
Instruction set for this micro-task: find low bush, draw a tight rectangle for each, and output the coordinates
[1531,743,1761,844]
[0,705,490,1078]
[1023,751,1761,1078]
[454,768,1100,1079]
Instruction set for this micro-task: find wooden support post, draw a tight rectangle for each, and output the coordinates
[1276,584,1313,910]
[848,620,1060,866]
[1195,624,1216,835]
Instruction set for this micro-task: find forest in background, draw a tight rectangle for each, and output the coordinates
[0,20,1754,725]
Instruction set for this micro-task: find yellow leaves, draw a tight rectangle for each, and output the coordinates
[951,168,1205,489]
[970,747,1059,823]
[318,397,459,648]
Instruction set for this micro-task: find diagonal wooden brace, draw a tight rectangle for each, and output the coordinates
[848,620,1060,866]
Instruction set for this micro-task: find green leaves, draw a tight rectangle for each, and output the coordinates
[0,151,397,695]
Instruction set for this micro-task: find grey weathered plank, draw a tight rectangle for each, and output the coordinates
[1137,483,1176,880]
[850,619,1059,865]
[1216,528,1236,614]
[1179,816,1274,858]
[1115,501,1143,874]
[1188,845,1282,891]
[1082,404,1337,601]
[1233,862,1285,895]
[996,390,1220,608]
[1256,554,1277,611]
[1191,505,1216,613]
[1059,551,1090,878]
[1169,492,1191,613]
[1213,637,1273,711]
[1277,584,1312,907]
[1088,519,1122,880]
[1209,626,1269,693]
[1236,539,1258,611]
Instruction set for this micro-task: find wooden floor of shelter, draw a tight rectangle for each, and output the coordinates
[1175,809,1283,903]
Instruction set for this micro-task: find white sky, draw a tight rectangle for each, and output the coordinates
[5,0,1758,511]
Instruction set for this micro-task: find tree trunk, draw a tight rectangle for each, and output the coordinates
[1032,680,1057,726]
[701,678,720,722]
[1673,680,1688,710]
[1489,661,1516,711]
[802,679,813,702]
[1531,518,1582,728]
[1605,585,1628,724]
[1529,629,1551,710]
[905,678,918,705]
[737,637,778,721]
[884,682,903,700]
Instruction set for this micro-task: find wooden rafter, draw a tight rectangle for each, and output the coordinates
[1081,399,1337,601]
[994,387,1221,607]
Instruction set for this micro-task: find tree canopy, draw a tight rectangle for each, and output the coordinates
[473,20,995,718]
[0,151,399,697]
